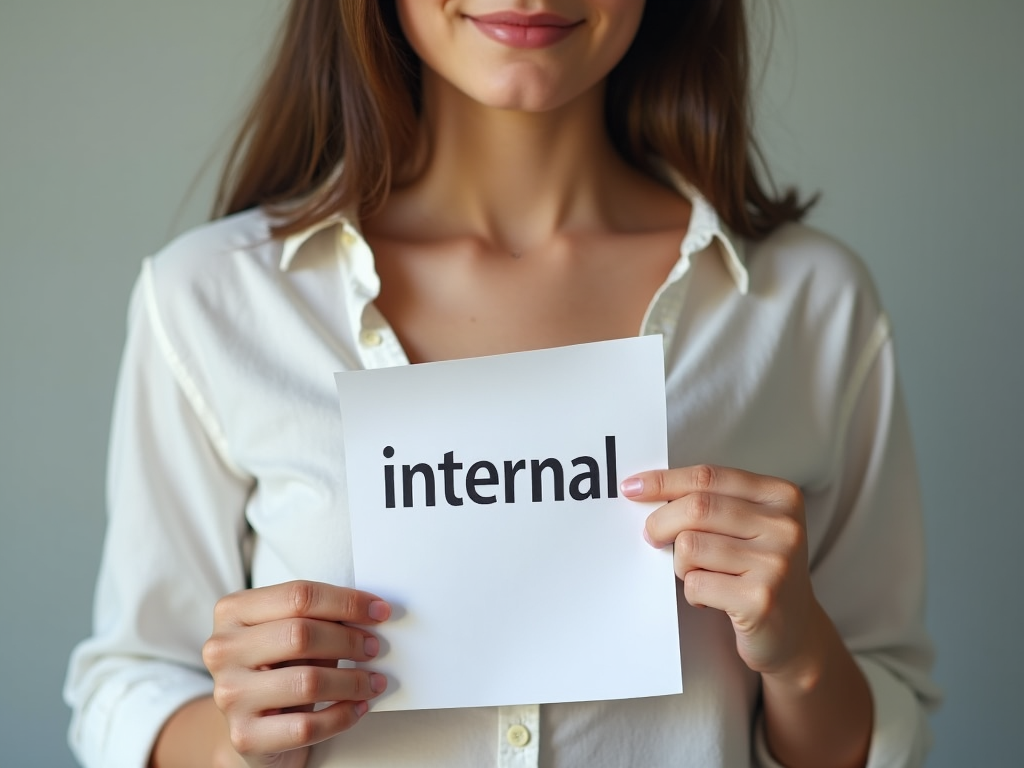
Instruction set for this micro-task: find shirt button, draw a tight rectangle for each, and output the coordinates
[341,229,358,248]
[360,329,383,347]
[506,724,531,748]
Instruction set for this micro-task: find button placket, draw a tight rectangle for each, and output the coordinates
[644,272,691,353]
[359,328,383,348]
[497,705,540,768]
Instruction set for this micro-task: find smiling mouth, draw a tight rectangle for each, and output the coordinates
[466,11,584,49]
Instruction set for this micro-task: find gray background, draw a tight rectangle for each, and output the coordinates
[0,1,1020,766]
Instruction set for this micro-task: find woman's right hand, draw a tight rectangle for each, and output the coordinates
[202,580,391,768]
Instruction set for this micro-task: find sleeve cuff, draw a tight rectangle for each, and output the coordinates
[69,663,214,768]
[753,656,931,768]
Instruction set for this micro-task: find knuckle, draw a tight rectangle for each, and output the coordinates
[674,530,701,561]
[202,635,228,671]
[293,667,325,701]
[775,479,804,509]
[228,722,256,755]
[290,714,318,745]
[284,618,314,655]
[212,592,237,626]
[288,580,319,616]
[212,678,240,711]
[683,568,706,600]
[352,670,374,700]
[340,589,362,621]
[688,491,714,523]
[693,464,717,491]
[346,628,367,659]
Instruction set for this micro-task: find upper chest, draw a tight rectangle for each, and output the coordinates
[367,228,687,363]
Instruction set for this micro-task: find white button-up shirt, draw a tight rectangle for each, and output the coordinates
[64,192,939,768]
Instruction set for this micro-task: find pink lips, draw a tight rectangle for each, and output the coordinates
[467,11,583,49]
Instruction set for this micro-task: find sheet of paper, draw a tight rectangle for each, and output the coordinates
[335,336,681,711]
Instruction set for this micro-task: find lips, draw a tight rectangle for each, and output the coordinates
[466,11,584,49]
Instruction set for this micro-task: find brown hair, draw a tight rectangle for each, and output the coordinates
[214,0,812,240]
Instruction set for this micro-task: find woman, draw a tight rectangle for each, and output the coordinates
[65,2,939,767]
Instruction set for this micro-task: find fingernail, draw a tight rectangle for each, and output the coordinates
[368,600,390,622]
[370,673,388,694]
[620,477,644,497]
[643,527,653,546]
[363,636,380,657]
[355,700,369,717]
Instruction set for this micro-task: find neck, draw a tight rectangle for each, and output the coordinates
[385,71,636,252]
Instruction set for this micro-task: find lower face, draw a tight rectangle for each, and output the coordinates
[395,0,647,113]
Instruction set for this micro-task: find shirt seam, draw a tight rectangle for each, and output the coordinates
[141,258,249,480]
[830,312,892,479]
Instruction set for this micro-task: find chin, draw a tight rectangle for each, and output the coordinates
[469,75,581,114]
[482,93,566,113]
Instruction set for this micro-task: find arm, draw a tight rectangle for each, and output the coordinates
[769,331,939,767]
[622,334,938,767]
[64,270,253,768]
[759,601,872,767]
[150,697,239,768]
[64,267,389,768]
[624,465,871,768]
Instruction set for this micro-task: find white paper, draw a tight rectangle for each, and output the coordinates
[335,336,682,711]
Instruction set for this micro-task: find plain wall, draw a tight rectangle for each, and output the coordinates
[1,1,1020,766]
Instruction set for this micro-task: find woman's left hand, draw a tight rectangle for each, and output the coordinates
[621,465,823,680]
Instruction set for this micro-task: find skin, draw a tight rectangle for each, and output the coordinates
[623,466,872,768]
[152,2,872,766]
[153,582,391,768]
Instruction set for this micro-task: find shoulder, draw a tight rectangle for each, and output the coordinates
[147,207,281,289]
[142,207,291,329]
[742,222,885,338]
[747,222,879,300]
[133,208,296,371]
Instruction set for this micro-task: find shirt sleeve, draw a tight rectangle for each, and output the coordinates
[63,262,254,768]
[754,315,941,767]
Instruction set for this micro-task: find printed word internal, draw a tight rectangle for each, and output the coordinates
[382,436,619,508]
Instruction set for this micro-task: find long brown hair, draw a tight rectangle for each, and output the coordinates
[214,0,811,240]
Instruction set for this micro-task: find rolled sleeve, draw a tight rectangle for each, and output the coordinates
[755,317,940,767]
[753,656,932,768]
[67,661,215,768]
[64,264,253,768]
[856,655,933,767]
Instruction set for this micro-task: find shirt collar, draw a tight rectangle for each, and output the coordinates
[277,178,749,295]
[679,195,749,295]
[661,167,749,295]
[279,212,346,271]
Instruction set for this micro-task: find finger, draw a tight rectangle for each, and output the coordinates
[679,561,774,622]
[622,464,797,507]
[681,563,791,629]
[645,492,762,547]
[680,568,751,615]
[229,700,369,757]
[215,580,391,629]
[205,617,380,670]
[671,529,766,580]
[217,665,388,715]
[670,526,800,593]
